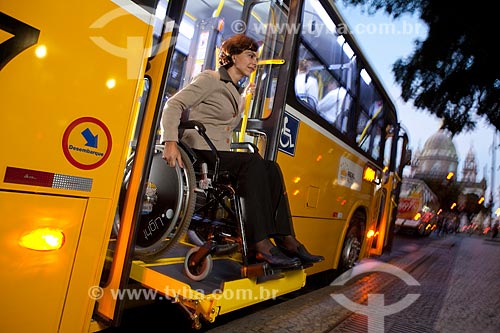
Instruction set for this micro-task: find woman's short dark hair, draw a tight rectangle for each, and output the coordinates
[218,34,259,68]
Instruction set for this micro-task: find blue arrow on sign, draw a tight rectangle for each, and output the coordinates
[82,128,98,148]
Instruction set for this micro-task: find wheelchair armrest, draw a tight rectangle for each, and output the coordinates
[179,120,206,133]
[179,120,219,155]
[230,142,259,153]
[179,120,222,182]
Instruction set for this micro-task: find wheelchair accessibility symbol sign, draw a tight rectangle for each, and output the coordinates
[279,112,299,156]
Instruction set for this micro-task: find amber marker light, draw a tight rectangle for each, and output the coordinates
[413,213,421,220]
[363,166,376,182]
[366,229,376,238]
[19,228,65,251]
[106,78,116,89]
[35,45,47,58]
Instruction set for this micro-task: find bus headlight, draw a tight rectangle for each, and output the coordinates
[19,228,65,251]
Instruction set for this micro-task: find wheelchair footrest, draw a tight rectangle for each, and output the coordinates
[241,261,306,282]
[241,262,272,279]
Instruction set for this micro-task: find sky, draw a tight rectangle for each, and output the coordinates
[336,2,500,209]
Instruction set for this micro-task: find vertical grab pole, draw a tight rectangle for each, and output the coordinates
[238,70,257,143]
[237,58,285,144]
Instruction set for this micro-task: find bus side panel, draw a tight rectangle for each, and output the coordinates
[0,191,87,333]
[290,216,344,273]
[277,110,374,274]
[0,2,150,198]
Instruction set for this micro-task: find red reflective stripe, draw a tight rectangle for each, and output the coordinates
[4,167,54,187]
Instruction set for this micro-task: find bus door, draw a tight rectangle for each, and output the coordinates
[369,121,396,255]
[237,0,291,160]
[370,126,410,254]
[95,0,178,327]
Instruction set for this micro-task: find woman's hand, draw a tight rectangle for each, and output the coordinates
[243,82,255,97]
[162,141,184,168]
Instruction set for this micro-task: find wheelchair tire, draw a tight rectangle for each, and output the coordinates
[133,145,196,261]
[183,246,213,281]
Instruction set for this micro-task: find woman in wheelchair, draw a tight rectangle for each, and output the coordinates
[161,34,323,269]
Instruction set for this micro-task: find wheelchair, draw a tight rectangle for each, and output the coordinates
[124,120,288,281]
[179,121,278,281]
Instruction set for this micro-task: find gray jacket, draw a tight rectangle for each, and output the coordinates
[161,68,243,151]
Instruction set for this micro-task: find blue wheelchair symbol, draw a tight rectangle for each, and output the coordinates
[279,112,299,156]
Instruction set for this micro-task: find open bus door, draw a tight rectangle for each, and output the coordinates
[383,129,411,253]
[369,124,409,255]
[94,1,179,328]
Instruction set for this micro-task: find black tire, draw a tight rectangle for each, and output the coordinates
[132,145,196,261]
[339,212,364,272]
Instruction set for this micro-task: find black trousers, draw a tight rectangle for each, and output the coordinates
[193,150,294,243]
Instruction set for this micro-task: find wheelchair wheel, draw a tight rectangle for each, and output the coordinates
[133,145,196,261]
[183,246,213,281]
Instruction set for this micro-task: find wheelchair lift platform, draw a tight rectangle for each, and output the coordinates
[129,243,307,325]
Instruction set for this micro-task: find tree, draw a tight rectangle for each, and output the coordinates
[340,0,500,135]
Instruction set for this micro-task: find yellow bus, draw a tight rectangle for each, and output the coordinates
[0,0,410,331]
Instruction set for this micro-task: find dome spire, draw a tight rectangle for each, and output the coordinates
[462,145,477,183]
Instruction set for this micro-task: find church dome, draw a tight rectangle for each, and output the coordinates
[420,130,458,160]
[413,129,459,180]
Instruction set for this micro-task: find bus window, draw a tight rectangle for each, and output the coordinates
[151,0,169,56]
[357,69,386,160]
[294,45,321,111]
[165,50,188,98]
[383,125,395,171]
[317,69,353,133]
[246,0,290,120]
[295,0,356,133]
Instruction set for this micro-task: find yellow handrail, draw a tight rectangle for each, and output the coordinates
[238,58,285,143]
[213,0,224,17]
[358,103,383,144]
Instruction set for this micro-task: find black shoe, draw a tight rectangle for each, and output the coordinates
[281,244,325,264]
[255,246,301,269]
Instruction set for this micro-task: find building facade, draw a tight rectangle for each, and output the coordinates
[410,129,487,226]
